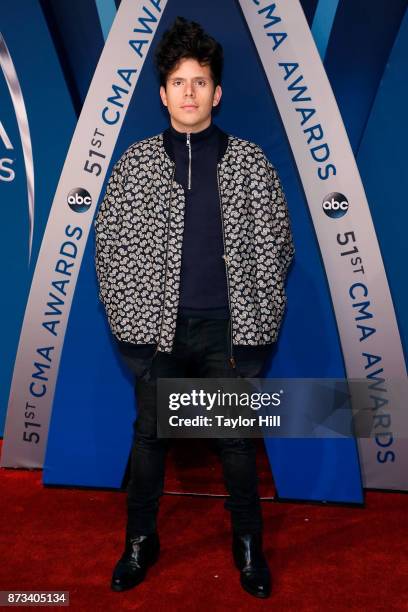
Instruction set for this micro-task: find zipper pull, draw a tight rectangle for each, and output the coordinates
[186,133,191,190]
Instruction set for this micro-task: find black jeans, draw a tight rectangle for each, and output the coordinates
[120,315,270,537]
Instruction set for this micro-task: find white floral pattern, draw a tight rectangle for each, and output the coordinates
[94,133,295,352]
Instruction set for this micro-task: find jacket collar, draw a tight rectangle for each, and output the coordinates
[168,122,216,144]
[162,122,229,164]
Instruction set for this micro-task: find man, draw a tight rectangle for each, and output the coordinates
[95,17,294,599]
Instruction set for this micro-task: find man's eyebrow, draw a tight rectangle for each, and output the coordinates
[169,76,211,81]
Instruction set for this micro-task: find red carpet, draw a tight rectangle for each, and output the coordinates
[1,438,407,611]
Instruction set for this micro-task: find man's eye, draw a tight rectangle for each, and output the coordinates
[196,80,206,86]
[173,80,182,86]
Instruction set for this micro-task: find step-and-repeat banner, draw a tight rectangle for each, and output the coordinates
[1,0,167,467]
[239,0,407,489]
[0,1,76,453]
[1,0,407,498]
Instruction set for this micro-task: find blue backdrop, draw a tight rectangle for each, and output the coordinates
[2,0,407,504]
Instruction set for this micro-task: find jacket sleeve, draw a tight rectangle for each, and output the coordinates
[266,160,295,282]
[94,156,126,302]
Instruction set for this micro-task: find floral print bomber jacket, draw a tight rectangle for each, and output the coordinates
[94,130,295,357]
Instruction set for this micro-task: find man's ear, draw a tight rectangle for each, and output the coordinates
[213,84,222,107]
[160,85,168,107]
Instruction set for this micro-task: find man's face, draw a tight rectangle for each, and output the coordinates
[160,57,222,133]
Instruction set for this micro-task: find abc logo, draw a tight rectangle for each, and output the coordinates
[322,192,349,218]
[67,188,92,212]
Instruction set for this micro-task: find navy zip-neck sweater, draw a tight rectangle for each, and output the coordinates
[167,122,230,318]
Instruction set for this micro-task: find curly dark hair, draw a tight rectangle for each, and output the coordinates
[154,17,223,87]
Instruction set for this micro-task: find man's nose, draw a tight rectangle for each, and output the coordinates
[184,81,195,97]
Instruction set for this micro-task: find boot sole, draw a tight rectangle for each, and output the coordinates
[241,581,271,599]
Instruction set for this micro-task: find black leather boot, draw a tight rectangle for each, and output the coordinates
[111,533,160,592]
[232,532,272,598]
